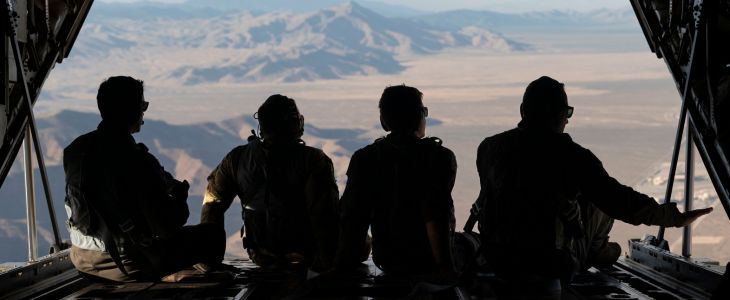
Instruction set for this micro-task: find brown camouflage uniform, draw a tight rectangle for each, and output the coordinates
[202,138,339,271]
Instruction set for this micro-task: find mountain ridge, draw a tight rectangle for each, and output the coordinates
[69,1,527,86]
[48,1,636,94]
[414,7,637,32]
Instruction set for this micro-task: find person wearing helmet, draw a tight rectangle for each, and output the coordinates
[201,94,340,271]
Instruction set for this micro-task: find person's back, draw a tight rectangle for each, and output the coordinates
[337,85,456,277]
[475,76,713,286]
[478,125,588,278]
[202,95,339,271]
[346,135,455,273]
[65,123,187,244]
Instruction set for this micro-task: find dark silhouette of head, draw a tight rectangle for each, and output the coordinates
[97,76,147,133]
[257,94,304,142]
[520,76,571,133]
[379,85,427,137]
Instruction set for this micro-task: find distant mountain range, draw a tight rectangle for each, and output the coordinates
[70,1,528,85]
[44,1,639,92]
[89,0,431,19]
[90,0,636,22]
[0,110,377,262]
[87,1,637,28]
[413,8,637,32]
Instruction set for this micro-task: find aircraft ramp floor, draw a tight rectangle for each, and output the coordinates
[0,251,715,299]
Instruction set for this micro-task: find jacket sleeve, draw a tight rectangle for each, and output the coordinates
[137,150,190,239]
[575,147,683,226]
[423,147,457,224]
[335,150,372,269]
[423,147,457,270]
[304,152,341,270]
[201,148,240,224]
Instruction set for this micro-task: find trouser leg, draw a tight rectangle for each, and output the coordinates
[69,246,154,282]
[70,224,226,281]
[574,201,620,270]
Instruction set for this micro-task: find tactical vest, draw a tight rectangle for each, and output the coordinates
[237,137,316,264]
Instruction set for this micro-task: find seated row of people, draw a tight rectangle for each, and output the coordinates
[63,75,711,286]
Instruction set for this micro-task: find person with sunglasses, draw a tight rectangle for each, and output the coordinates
[335,85,457,280]
[63,76,225,282]
[473,76,712,297]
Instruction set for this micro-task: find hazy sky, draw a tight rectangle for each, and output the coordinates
[98,0,631,13]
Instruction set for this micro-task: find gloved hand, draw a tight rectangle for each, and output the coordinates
[169,179,190,201]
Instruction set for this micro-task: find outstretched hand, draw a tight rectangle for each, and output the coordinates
[675,207,713,227]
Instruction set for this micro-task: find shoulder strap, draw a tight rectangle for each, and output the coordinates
[80,145,134,276]
[240,134,269,208]
[463,202,482,233]
[94,143,166,276]
[238,134,269,251]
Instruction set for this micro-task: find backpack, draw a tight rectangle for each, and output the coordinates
[239,134,312,265]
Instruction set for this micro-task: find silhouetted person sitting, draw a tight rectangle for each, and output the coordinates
[475,76,712,293]
[201,95,339,272]
[336,85,457,278]
[63,76,225,282]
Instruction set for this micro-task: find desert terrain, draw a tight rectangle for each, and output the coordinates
[2,2,727,266]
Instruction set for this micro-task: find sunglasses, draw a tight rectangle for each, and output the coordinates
[566,106,574,118]
[422,106,429,117]
[141,101,149,112]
